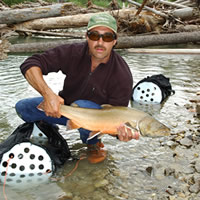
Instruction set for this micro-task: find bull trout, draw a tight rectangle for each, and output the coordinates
[59,105,170,137]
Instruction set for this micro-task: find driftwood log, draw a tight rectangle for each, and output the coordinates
[117,31,200,48]
[0,3,74,24]
[15,29,85,39]
[13,8,138,30]
[8,31,200,53]
[128,0,200,19]
[148,0,189,8]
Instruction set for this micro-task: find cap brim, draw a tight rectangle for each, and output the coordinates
[87,25,117,34]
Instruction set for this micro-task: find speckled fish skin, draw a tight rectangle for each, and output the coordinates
[59,105,170,137]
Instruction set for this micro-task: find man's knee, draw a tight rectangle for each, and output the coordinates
[15,98,43,122]
[15,99,25,118]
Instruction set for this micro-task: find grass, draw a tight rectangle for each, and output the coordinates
[3,0,177,7]
[3,0,132,7]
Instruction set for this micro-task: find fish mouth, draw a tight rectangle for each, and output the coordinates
[140,127,170,137]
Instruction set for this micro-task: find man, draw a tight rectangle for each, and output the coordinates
[15,13,139,164]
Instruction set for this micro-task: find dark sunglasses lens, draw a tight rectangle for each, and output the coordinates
[88,32,100,41]
[88,32,115,42]
[102,33,115,42]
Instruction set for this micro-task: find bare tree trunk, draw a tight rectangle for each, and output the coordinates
[127,0,199,20]
[127,48,200,54]
[0,3,73,24]
[116,31,200,48]
[13,8,137,30]
[8,31,200,53]
[149,0,188,8]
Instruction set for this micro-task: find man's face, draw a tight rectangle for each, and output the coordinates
[86,26,117,63]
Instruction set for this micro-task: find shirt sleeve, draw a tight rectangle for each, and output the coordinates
[20,43,76,76]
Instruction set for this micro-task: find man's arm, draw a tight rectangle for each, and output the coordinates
[25,66,64,118]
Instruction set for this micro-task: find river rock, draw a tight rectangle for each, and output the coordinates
[189,183,200,193]
[196,104,200,115]
[57,192,73,199]
[94,179,109,188]
[195,162,200,173]
[164,168,175,177]
[161,140,178,149]
[146,166,153,176]
[166,186,175,195]
[179,137,193,147]
[72,196,81,200]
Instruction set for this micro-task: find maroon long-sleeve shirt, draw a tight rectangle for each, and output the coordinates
[20,42,133,106]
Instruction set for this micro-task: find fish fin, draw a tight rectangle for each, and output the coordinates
[87,131,102,141]
[66,120,80,130]
[37,101,45,111]
[70,102,79,107]
[101,104,113,109]
[124,121,141,134]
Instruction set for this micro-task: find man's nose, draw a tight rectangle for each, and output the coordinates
[97,36,104,44]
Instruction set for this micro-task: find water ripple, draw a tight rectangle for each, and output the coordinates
[0,52,200,200]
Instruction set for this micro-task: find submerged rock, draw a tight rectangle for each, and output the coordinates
[94,179,109,188]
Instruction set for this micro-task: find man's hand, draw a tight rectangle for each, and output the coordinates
[25,66,64,118]
[116,124,140,142]
[37,94,64,118]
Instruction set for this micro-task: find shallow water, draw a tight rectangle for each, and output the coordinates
[0,49,200,200]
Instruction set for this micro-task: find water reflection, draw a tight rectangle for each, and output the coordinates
[0,51,200,200]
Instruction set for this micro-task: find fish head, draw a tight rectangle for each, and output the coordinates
[139,116,170,137]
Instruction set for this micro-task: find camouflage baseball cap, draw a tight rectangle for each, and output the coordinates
[87,13,117,34]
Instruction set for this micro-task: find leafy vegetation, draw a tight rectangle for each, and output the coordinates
[3,0,139,7]
[3,0,177,7]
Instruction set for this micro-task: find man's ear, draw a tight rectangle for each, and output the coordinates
[85,33,88,40]
[113,40,117,48]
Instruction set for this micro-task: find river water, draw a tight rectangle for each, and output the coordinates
[0,47,200,200]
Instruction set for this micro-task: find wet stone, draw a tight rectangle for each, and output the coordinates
[57,192,73,200]
[189,183,200,193]
[161,140,178,149]
[166,186,175,195]
[94,179,109,188]
[164,168,175,177]
[72,196,81,200]
[195,162,200,173]
[146,166,153,176]
[179,137,193,148]
[187,175,195,185]
[184,165,195,174]
[196,104,200,115]
[168,196,176,200]
[119,192,129,199]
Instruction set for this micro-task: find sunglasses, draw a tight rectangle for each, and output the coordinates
[87,31,116,42]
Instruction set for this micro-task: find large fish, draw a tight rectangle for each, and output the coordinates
[59,105,170,137]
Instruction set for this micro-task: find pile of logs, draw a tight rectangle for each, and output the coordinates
[0,0,200,59]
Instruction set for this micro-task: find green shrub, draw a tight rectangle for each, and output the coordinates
[3,0,145,7]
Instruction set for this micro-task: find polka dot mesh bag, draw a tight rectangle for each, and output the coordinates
[0,121,70,188]
[132,74,175,104]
